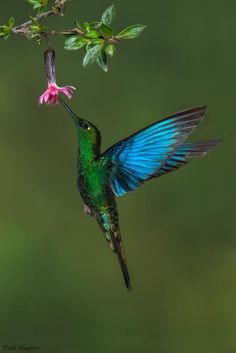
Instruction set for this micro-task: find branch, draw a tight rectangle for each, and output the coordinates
[11,27,121,44]
[3,0,70,38]
[0,3,145,71]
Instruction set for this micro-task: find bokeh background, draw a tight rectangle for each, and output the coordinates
[0,1,235,352]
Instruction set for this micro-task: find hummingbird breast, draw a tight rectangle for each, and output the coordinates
[77,160,116,215]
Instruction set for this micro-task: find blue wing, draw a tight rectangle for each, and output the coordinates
[154,140,220,177]
[99,106,212,196]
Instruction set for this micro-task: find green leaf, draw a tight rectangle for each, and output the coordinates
[75,21,83,31]
[8,17,15,28]
[34,4,41,9]
[86,30,100,39]
[101,4,115,27]
[64,36,87,50]
[90,21,102,31]
[29,15,39,25]
[27,0,48,11]
[117,24,146,40]
[29,23,47,38]
[100,23,113,37]
[89,38,104,45]
[96,50,108,72]
[0,25,10,39]
[83,22,93,33]
[27,0,39,6]
[83,43,104,68]
[105,43,115,57]
[0,17,15,39]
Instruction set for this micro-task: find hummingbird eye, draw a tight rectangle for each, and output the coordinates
[80,121,91,130]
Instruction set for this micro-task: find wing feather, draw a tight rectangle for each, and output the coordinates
[99,106,209,196]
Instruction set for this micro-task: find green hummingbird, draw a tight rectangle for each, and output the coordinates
[59,97,220,290]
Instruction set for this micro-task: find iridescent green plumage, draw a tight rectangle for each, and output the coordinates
[59,98,220,290]
[59,98,130,289]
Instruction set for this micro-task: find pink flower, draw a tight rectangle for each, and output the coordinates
[39,82,75,105]
[39,47,76,106]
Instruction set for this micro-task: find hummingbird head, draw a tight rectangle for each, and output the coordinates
[59,97,101,157]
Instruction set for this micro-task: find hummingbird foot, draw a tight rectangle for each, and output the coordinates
[84,204,92,216]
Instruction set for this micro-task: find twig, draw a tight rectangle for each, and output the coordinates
[1,0,70,39]
[1,0,120,44]
[10,28,120,44]
[13,10,57,31]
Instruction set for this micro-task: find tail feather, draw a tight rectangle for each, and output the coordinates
[97,211,131,290]
[110,232,131,290]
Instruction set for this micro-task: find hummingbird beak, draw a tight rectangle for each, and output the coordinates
[59,96,81,124]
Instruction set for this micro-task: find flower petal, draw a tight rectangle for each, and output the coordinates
[39,82,76,106]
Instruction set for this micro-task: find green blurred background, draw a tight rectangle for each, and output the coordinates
[0,1,234,352]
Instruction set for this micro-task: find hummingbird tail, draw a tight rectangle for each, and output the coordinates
[110,232,131,291]
[97,211,131,290]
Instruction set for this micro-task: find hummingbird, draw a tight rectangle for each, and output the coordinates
[59,97,220,290]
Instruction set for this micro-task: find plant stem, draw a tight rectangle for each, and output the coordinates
[1,0,120,44]
[10,28,120,44]
[0,0,70,39]
[13,10,57,31]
